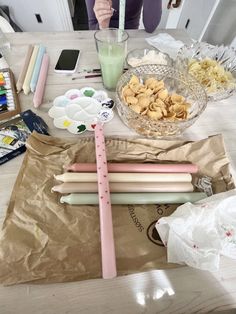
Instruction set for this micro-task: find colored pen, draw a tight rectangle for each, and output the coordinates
[0,98,7,105]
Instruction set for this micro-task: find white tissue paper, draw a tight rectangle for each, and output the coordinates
[145,33,185,60]
[155,190,236,271]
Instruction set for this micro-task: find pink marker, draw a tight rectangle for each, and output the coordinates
[33,53,49,108]
[65,162,198,173]
[95,123,117,279]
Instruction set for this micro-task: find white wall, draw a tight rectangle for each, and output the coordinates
[161,0,235,45]
[203,0,236,46]
[158,0,170,29]
[177,0,218,40]
[0,0,73,31]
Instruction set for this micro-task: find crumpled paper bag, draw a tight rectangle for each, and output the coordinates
[145,33,185,59]
[0,132,234,285]
[156,190,236,271]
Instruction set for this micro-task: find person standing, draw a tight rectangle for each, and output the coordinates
[85,0,162,33]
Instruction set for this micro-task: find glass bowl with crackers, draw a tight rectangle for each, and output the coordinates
[116,64,207,138]
[176,42,236,101]
[126,48,172,68]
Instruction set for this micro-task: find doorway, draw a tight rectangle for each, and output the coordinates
[72,0,89,30]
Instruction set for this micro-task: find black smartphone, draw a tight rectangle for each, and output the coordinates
[54,49,80,73]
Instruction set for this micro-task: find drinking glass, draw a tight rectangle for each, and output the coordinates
[94,28,129,91]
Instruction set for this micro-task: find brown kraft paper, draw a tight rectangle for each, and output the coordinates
[0,132,234,285]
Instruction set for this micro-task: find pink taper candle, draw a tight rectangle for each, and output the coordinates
[95,123,117,279]
[65,162,198,173]
[33,53,49,108]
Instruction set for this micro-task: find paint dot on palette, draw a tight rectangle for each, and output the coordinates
[84,90,95,97]
[98,109,114,123]
[63,120,72,127]
[77,124,86,133]
[70,94,79,100]
[101,98,114,109]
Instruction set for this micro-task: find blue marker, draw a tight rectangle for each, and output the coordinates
[30,45,46,93]
[0,96,7,104]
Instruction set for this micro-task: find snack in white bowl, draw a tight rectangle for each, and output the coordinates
[126,48,172,68]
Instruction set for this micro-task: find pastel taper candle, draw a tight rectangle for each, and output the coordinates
[16,45,33,93]
[22,45,39,95]
[54,172,192,183]
[60,192,207,205]
[30,44,46,92]
[65,162,198,173]
[52,182,194,194]
[33,53,49,108]
[95,123,116,279]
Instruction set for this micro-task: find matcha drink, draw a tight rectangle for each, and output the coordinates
[94,29,129,91]
[98,44,125,91]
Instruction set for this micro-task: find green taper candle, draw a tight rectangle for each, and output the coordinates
[60,192,207,205]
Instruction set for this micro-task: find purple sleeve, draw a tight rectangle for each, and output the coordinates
[143,0,162,33]
[85,0,99,30]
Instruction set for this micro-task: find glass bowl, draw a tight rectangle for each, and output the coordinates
[126,48,173,68]
[116,64,207,138]
[176,42,236,101]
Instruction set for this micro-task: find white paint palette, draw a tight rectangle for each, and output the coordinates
[48,87,115,134]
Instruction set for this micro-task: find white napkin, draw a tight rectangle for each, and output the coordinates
[156,190,236,271]
[145,33,185,60]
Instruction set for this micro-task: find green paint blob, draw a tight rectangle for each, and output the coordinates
[77,124,86,133]
[84,90,95,97]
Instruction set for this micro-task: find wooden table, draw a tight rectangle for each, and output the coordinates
[1,30,236,314]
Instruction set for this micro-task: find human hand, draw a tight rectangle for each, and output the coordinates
[93,0,113,29]
[167,0,182,9]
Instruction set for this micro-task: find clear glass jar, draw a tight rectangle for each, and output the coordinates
[0,29,10,57]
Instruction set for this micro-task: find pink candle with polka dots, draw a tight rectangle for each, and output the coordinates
[95,123,117,279]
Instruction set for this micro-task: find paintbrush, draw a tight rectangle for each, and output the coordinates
[72,74,102,81]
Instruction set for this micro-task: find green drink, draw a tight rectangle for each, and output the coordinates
[98,44,125,91]
[94,28,129,91]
